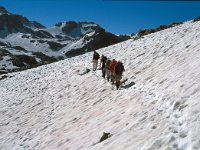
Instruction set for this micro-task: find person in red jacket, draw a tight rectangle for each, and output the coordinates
[114,61,125,90]
[109,59,117,84]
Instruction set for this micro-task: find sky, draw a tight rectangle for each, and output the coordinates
[1,0,200,34]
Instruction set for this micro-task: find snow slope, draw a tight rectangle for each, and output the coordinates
[1,20,200,150]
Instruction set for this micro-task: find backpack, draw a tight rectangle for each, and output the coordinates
[115,62,124,74]
[110,60,117,73]
[101,56,107,68]
[93,52,99,59]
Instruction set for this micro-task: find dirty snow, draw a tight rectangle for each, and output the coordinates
[0,20,200,150]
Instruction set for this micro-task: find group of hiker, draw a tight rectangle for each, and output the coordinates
[92,51,125,90]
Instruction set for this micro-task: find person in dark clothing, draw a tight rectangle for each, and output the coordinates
[114,61,125,90]
[92,51,100,71]
[100,55,107,78]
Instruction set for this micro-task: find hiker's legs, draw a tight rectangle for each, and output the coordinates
[116,80,120,90]
[93,63,95,71]
[111,73,115,84]
[106,69,110,81]
[103,70,106,78]
[115,74,122,90]
[102,67,106,78]
[93,60,98,71]
[95,61,98,70]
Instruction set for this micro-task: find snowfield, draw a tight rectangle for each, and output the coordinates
[1,20,200,150]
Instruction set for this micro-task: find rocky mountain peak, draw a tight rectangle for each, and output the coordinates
[0,6,9,14]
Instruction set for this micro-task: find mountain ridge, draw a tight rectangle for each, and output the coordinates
[0,6,130,74]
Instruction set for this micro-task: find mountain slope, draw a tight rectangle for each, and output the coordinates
[0,7,130,74]
[0,20,200,150]
[0,6,45,38]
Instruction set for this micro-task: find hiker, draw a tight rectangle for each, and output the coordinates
[100,55,107,78]
[105,59,111,81]
[115,61,125,90]
[92,51,100,71]
[110,59,117,84]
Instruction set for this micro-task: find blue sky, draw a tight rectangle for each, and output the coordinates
[1,0,200,34]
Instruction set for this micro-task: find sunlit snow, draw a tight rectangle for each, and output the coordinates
[0,20,200,150]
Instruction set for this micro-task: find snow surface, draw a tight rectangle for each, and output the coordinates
[46,22,97,39]
[0,12,11,15]
[0,55,17,70]
[45,26,70,38]
[1,33,67,58]
[1,20,200,150]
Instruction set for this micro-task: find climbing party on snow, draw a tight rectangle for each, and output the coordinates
[92,51,125,90]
